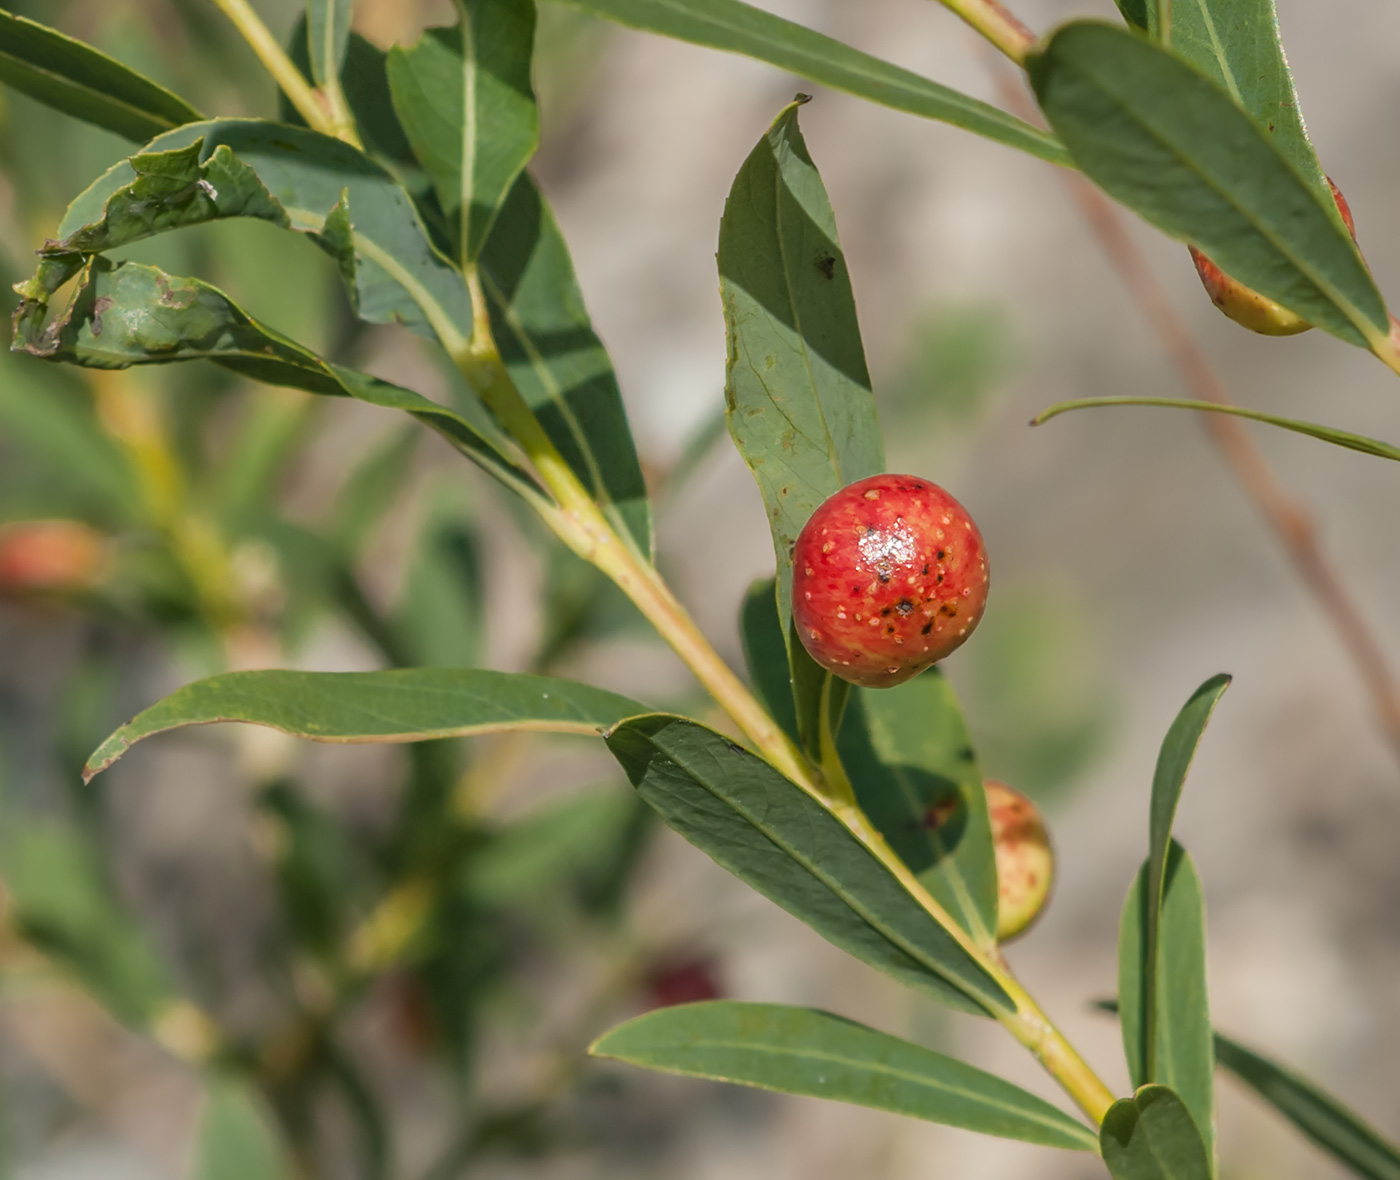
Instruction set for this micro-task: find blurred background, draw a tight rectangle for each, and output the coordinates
[0,0,1397,1177]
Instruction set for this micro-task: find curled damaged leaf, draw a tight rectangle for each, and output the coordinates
[10,256,539,499]
[35,119,473,345]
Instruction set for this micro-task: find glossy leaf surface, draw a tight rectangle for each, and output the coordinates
[556,0,1069,166]
[592,1001,1097,1150]
[605,713,1012,1017]
[86,669,644,780]
[0,10,202,142]
[1029,23,1386,348]
[387,0,539,263]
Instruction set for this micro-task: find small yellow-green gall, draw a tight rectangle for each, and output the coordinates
[1189,178,1357,337]
[987,780,1053,942]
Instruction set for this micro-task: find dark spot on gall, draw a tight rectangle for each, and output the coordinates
[877,571,891,583]
[895,599,914,616]
[922,564,930,576]
[936,573,944,583]
[880,607,891,617]
[936,550,945,561]
[886,625,895,635]
[921,621,934,635]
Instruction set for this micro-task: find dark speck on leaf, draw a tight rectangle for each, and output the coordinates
[816,253,836,280]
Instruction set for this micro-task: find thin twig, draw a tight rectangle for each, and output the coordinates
[994,72,1400,764]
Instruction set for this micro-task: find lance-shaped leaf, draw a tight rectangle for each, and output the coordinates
[1168,0,1334,216]
[839,673,998,948]
[1119,844,1215,1165]
[605,713,1013,1017]
[33,120,473,348]
[0,10,202,142]
[387,0,540,265]
[1032,397,1400,464]
[592,1002,1098,1151]
[195,1079,292,1180]
[1101,1085,1213,1180]
[307,0,353,89]
[1028,23,1387,349]
[1214,1034,1400,1180]
[555,0,1069,167]
[85,668,644,780]
[480,173,653,559]
[12,257,538,500]
[721,99,883,635]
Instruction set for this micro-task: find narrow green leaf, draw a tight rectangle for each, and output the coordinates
[839,673,998,947]
[556,0,1069,167]
[604,713,1013,1017]
[35,120,473,349]
[85,669,645,780]
[386,0,540,264]
[0,10,202,142]
[12,257,539,501]
[481,173,654,559]
[307,0,353,89]
[1119,845,1215,1164]
[720,99,883,646]
[194,1079,291,1180]
[1101,1085,1213,1180]
[1148,675,1229,936]
[592,1002,1097,1151]
[1168,0,1333,215]
[1215,1034,1400,1180]
[1033,398,1400,464]
[1028,22,1387,348]
[0,819,170,1024]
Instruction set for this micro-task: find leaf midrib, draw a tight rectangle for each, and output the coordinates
[1063,44,1383,341]
[653,731,1008,1013]
[614,1035,1095,1141]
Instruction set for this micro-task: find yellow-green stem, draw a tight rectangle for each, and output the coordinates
[209,0,352,144]
[935,0,1036,65]
[451,269,1116,1127]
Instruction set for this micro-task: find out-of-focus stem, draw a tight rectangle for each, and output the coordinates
[936,0,1036,66]
[994,72,1400,765]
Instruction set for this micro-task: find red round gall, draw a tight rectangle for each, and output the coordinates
[791,474,989,688]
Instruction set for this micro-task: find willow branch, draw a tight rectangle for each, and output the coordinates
[995,72,1400,764]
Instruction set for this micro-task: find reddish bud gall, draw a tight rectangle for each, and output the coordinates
[0,520,105,595]
[791,474,988,688]
[645,958,723,1009]
[1190,177,1357,336]
[987,780,1053,942]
